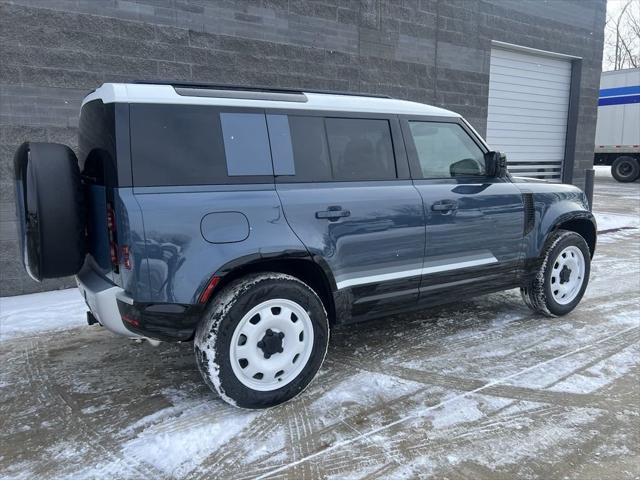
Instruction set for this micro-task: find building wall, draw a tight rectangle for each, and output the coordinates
[0,0,606,296]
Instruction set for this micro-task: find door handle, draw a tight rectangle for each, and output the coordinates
[316,206,351,221]
[431,200,458,213]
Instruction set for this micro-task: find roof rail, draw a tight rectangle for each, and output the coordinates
[133,80,393,99]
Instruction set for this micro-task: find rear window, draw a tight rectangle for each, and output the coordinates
[274,116,397,182]
[129,105,273,186]
[79,100,117,186]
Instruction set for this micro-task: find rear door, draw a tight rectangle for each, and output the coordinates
[401,118,524,303]
[270,112,425,319]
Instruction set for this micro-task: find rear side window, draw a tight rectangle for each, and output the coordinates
[130,105,273,186]
[220,113,273,176]
[325,118,396,181]
[285,116,332,182]
[275,116,396,182]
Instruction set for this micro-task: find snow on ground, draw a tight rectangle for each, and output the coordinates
[593,211,640,231]
[0,288,86,342]
[0,170,638,479]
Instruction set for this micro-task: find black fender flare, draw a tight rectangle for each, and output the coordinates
[195,249,338,304]
[543,210,597,257]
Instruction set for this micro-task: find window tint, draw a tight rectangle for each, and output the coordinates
[220,113,273,176]
[285,116,332,182]
[409,122,485,178]
[275,115,398,183]
[130,104,227,186]
[325,118,396,181]
[266,114,295,176]
[130,105,274,186]
[78,100,117,186]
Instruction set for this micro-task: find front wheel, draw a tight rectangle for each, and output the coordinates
[194,272,329,409]
[521,230,591,317]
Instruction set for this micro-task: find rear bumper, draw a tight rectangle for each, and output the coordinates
[75,263,141,338]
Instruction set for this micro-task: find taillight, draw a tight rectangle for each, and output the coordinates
[121,245,131,270]
[107,205,115,231]
[110,242,118,265]
[107,202,119,273]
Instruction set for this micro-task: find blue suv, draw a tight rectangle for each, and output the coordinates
[14,82,596,408]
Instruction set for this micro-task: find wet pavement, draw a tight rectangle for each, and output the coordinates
[1,168,638,479]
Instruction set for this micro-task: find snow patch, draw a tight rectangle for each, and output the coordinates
[123,409,257,477]
[428,394,503,430]
[0,288,86,342]
[310,371,423,425]
[594,211,640,231]
[548,344,640,394]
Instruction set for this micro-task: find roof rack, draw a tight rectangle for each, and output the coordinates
[133,80,393,99]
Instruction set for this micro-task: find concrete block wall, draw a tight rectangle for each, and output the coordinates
[0,0,605,296]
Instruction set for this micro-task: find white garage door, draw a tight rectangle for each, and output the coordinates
[486,47,572,181]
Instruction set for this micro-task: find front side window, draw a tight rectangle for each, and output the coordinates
[409,122,485,179]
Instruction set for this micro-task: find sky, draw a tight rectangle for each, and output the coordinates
[603,0,640,71]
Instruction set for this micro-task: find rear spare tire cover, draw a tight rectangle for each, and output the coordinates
[14,142,86,281]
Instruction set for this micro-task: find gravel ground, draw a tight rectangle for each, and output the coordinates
[0,167,638,480]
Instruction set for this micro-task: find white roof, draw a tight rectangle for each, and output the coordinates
[82,83,459,117]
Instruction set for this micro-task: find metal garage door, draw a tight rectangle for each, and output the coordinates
[486,47,572,181]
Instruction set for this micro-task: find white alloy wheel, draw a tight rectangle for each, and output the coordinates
[550,245,585,305]
[229,298,314,391]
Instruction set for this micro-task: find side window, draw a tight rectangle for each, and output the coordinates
[283,116,333,182]
[409,122,486,178]
[130,104,227,186]
[220,113,273,176]
[275,115,397,183]
[325,118,396,181]
[130,105,274,186]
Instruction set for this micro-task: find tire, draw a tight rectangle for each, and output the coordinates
[194,272,329,409]
[13,142,86,281]
[521,229,591,317]
[611,156,640,183]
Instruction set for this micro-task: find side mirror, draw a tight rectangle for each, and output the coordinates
[484,151,508,177]
[450,158,483,176]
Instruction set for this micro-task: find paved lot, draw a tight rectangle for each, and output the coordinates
[1,168,639,480]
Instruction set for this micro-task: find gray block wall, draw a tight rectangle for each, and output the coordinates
[0,0,605,296]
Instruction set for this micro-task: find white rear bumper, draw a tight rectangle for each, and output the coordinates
[75,263,141,338]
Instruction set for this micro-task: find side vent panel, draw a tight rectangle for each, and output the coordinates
[522,192,535,235]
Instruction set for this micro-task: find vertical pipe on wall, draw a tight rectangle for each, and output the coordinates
[562,58,583,185]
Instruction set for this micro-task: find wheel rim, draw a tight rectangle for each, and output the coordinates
[229,299,314,391]
[550,246,585,305]
[617,161,632,177]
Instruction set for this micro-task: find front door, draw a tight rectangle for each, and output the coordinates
[401,118,524,304]
[270,113,426,319]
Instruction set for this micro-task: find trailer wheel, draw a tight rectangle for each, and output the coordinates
[611,156,640,182]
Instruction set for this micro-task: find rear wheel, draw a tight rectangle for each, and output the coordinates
[521,230,591,317]
[611,156,640,182]
[13,142,86,281]
[194,272,329,409]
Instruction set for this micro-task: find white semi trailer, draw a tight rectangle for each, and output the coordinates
[594,68,640,182]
